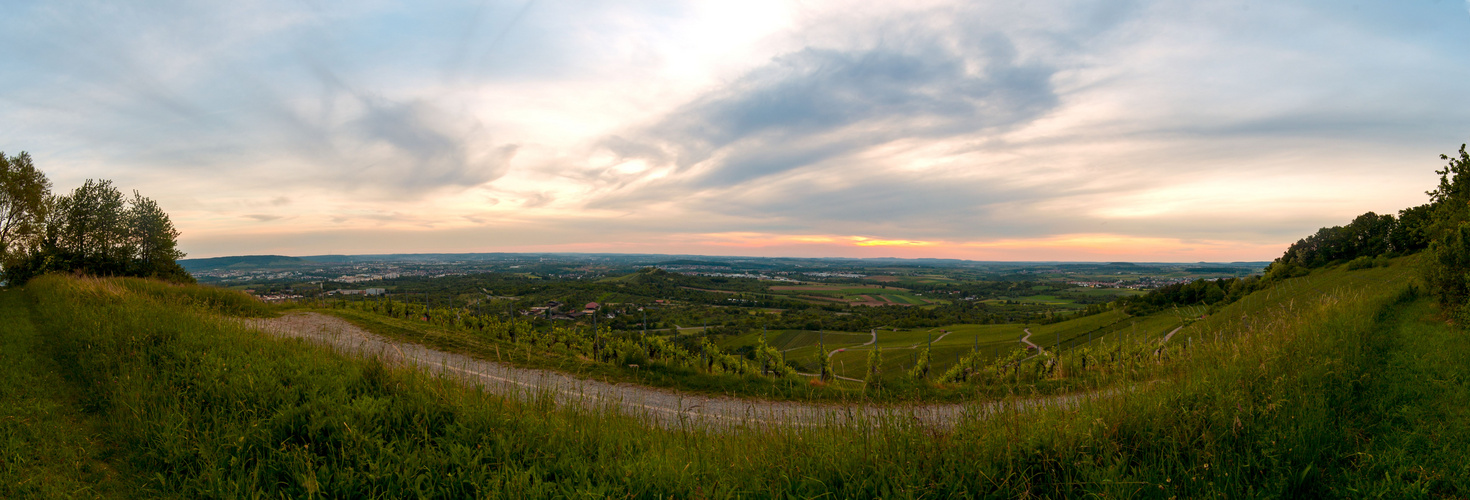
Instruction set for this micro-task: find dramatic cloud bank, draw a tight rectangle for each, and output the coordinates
[1,0,1467,260]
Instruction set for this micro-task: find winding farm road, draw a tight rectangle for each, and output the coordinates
[824,328,879,359]
[912,329,953,348]
[1159,325,1186,344]
[1153,325,1187,355]
[1021,328,1042,353]
[240,313,1114,430]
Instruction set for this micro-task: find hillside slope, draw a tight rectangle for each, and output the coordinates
[2,272,1466,497]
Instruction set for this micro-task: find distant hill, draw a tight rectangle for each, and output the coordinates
[181,251,1273,271]
[657,259,732,267]
[178,255,305,272]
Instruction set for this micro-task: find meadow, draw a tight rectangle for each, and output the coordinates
[767,284,935,306]
[2,256,1466,497]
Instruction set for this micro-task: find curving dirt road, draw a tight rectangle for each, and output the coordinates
[1021,328,1042,353]
[239,313,1117,430]
[1153,325,1187,355]
[824,328,878,359]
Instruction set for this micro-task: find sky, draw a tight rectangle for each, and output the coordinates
[2,1,1469,262]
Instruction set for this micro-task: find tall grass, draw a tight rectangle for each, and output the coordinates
[12,273,1467,497]
[0,289,138,498]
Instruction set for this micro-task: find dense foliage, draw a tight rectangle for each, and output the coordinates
[0,152,50,263]
[1414,144,1470,321]
[0,152,188,285]
[1119,276,1264,315]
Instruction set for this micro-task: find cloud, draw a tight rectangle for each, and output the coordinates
[616,35,1058,190]
[0,0,521,199]
[333,97,519,196]
[6,1,1470,261]
[520,192,555,208]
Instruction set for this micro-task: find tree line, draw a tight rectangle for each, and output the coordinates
[1098,143,1470,316]
[0,151,189,285]
[1230,143,1470,323]
[1271,209,1429,273]
[1269,143,1470,322]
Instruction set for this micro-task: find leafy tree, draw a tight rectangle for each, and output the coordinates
[1417,143,1470,322]
[1276,212,1397,269]
[1423,223,1470,321]
[1203,284,1226,305]
[1,158,190,285]
[1427,144,1470,236]
[1391,203,1434,254]
[127,190,188,280]
[0,151,51,265]
[54,179,131,273]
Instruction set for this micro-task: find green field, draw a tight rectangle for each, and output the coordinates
[716,329,870,351]
[767,284,936,305]
[1162,259,1414,348]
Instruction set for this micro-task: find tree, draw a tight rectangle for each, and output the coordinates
[127,190,188,280]
[1391,203,1434,254]
[0,151,51,265]
[54,179,131,274]
[0,157,191,285]
[1421,144,1470,322]
[1203,285,1226,305]
[1423,223,1470,320]
[1427,144,1470,238]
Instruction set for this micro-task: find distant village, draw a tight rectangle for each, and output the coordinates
[1067,276,1198,289]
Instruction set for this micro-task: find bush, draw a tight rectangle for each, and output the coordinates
[1347,255,1375,270]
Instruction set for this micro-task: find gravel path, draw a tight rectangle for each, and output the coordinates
[1021,328,1041,353]
[1153,325,1188,355]
[823,328,878,359]
[239,312,1114,430]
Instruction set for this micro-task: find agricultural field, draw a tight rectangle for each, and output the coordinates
[766,283,936,306]
[715,328,872,353]
[774,258,1415,384]
[987,287,1143,310]
[861,273,959,285]
[763,306,1190,381]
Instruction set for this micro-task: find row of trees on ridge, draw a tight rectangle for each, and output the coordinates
[0,151,189,285]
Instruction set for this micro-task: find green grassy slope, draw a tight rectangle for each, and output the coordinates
[0,290,138,498]
[1165,260,1413,347]
[4,270,1467,496]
